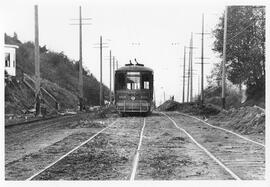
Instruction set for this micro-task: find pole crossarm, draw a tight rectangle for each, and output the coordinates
[195,62,211,64]
[70,18,92,20]
[69,23,92,25]
[195,32,210,35]
[195,57,210,59]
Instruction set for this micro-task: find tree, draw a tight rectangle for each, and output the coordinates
[206,62,222,87]
[212,6,265,98]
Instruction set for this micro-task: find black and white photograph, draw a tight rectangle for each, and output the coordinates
[1,0,268,185]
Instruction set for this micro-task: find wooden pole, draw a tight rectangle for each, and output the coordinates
[190,32,193,102]
[109,50,112,104]
[34,5,41,116]
[201,14,205,105]
[79,6,83,111]
[100,36,103,106]
[163,91,165,102]
[182,46,186,103]
[198,75,200,100]
[187,46,190,102]
[222,6,228,109]
[113,56,115,101]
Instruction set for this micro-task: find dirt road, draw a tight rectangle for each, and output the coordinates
[5,112,265,180]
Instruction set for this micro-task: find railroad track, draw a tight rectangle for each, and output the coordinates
[5,112,88,129]
[130,118,146,180]
[160,112,240,180]
[24,116,147,180]
[5,112,264,180]
[175,111,265,147]
[26,119,120,180]
[5,112,97,156]
[161,111,265,180]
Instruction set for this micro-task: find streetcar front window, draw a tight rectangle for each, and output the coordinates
[116,71,153,91]
[144,81,149,89]
[126,72,140,90]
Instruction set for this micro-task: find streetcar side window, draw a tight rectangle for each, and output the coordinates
[115,72,125,90]
[141,73,151,90]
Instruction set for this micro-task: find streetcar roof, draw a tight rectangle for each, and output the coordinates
[116,65,153,72]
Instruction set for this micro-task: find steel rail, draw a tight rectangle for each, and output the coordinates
[130,118,146,181]
[160,112,241,180]
[175,111,265,147]
[26,119,119,181]
[5,114,75,128]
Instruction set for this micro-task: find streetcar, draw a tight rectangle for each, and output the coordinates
[114,59,154,116]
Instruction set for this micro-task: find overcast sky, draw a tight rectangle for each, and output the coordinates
[2,0,263,105]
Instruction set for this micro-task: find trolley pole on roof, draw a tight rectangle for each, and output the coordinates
[221,6,228,109]
[182,46,186,103]
[99,36,104,106]
[34,5,41,116]
[109,50,112,104]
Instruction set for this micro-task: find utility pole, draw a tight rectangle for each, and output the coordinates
[198,75,200,100]
[113,56,115,99]
[201,14,205,105]
[99,36,104,106]
[163,91,165,102]
[93,38,108,106]
[34,5,41,116]
[182,46,186,103]
[222,6,228,109]
[116,60,118,69]
[153,89,156,108]
[172,42,183,103]
[109,50,112,104]
[78,6,83,110]
[70,6,91,111]
[190,32,193,102]
[187,47,190,102]
[195,14,210,106]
